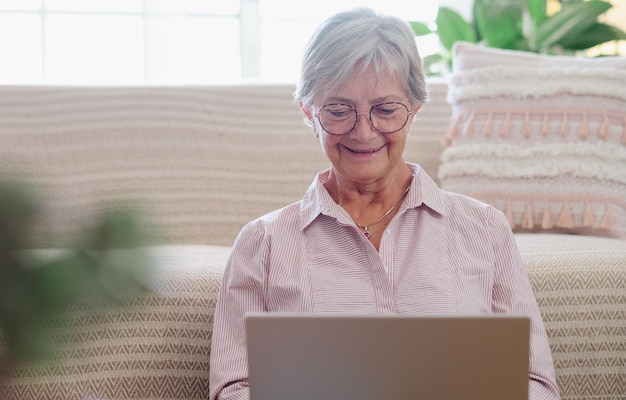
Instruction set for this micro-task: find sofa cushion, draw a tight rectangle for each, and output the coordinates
[439,42,626,239]
[0,84,450,249]
[0,245,230,400]
[517,233,626,400]
[0,85,328,248]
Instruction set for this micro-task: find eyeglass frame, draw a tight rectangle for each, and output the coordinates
[313,101,413,136]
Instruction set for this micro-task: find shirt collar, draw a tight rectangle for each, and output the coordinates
[299,163,447,232]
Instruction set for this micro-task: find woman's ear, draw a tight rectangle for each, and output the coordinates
[299,100,314,123]
[299,100,319,137]
[411,104,423,122]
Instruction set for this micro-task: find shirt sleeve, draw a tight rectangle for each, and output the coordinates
[209,221,268,400]
[488,208,561,400]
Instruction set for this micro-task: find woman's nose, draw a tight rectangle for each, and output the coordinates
[352,112,377,137]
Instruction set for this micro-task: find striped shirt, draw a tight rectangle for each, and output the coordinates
[209,163,560,400]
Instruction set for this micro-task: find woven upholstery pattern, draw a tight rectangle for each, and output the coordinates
[518,234,626,400]
[0,245,230,400]
[0,84,448,248]
[3,238,623,400]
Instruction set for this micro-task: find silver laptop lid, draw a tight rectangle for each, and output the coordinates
[245,313,530,400]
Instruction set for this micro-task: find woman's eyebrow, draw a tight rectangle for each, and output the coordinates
[324,95,404,105]
[370,95,405,104]
[323,96,352,104]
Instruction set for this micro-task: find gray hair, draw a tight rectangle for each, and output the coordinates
[294,7,428,107]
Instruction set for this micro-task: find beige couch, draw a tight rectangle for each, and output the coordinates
[0,81,624,400]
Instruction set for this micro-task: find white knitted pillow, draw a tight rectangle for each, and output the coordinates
[439,42,626,239]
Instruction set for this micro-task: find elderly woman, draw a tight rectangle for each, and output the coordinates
[209,7,560,400]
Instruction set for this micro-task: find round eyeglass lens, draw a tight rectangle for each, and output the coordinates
[317,102,410,135]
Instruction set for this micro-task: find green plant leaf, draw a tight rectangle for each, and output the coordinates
[535,0,613,51]
[436,6,477,51]
[558,22,626,50]
[422,53,448,77]
[470,1,482,42]
[474,0,526,49]
[409,21,433,36]
[527,0,547,26]
[423,53,445,65]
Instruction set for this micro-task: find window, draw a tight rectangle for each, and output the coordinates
[258,0,439,82]
[0,0,440,84]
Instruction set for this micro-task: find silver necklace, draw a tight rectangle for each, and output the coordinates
[355,179,412,239]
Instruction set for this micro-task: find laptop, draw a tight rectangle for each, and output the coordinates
[245,313,530,400]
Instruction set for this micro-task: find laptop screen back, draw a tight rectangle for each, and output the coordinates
[245,313,530,400]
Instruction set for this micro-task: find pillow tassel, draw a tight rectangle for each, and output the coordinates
[556,200,574,228]
[443,116,460,146]
[463,112,475,137]
[622,117,626,144]
[560,112,569,138]
[505,198,515,228]
[601,203,613,230]
[583,200,594,228]
[500,112,511,137]
[541,200,553,229]
[483,111,493,137]
[522,199,534,229]
[578,113,589,139]
[523,112,531,138]
[599,113,610,140]
[541,112,550,136]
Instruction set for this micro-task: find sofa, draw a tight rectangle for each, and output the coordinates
[0,80,624,400]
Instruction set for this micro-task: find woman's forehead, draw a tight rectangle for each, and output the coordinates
[316,66,406,104]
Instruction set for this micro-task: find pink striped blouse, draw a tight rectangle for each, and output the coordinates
[209,163,560,400]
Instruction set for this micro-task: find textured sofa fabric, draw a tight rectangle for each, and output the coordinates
[0,245,230,400]
[0,82,624,400]
[518,234,626,399]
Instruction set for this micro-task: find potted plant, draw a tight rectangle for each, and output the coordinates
[410,0,626,75]
[0,179,152,370]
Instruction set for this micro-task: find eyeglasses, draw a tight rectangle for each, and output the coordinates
[314,102,412,136]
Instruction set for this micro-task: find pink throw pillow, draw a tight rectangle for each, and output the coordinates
[438,42,626,239]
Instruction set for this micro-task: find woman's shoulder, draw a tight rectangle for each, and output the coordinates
[414,166,507,229]
[229,200,306,259]
[441,189,513,237]
[414,164,496,218]
[241,200,304,236]
[443,189,493,212]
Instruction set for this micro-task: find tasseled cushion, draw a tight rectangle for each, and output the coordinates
[439,42,626,239]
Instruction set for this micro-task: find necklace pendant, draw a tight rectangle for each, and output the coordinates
[363,227,370,239]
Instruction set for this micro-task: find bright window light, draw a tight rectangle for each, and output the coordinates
[45,0,143,12]
[146,0,239,14]
[260,0,437,21]
[0,0,444,84]
[45,14,144,84]
[0,0,40,10]
[259,19,318,83]
[146,16,241,83]
[259,1,439,83]
[0,13,42,82]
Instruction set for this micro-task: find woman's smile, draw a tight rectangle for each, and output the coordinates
[342,143,387,158]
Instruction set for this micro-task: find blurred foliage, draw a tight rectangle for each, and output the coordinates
[0,178,153,366]
[410,0,626,75]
